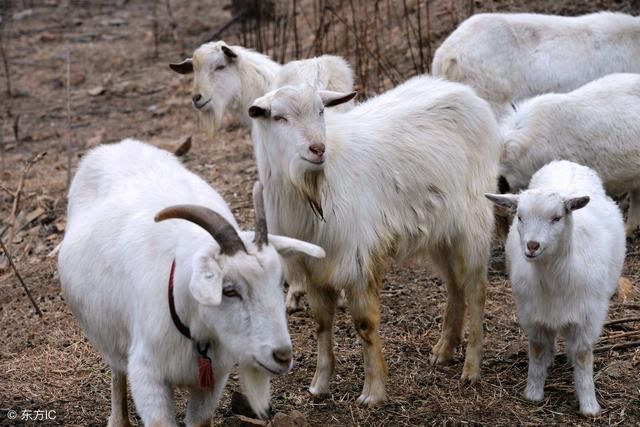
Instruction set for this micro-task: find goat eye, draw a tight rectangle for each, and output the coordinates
[222,286,241,299]
[517,215,522,222]
[319,109,324,116]
[551,216,562,223]
[273,115,287,123]
[214,65,226,71]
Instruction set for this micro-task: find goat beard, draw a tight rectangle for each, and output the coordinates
[198,109,222,141]
[238,363,271,419]
[292,169,325,220]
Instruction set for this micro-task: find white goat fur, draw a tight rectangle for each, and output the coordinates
[249,76,501,405]
[58,139,325,426]
[174,41,353,138]
[432,12,640,117]
[487,160,625,416]
[500,73,640,235]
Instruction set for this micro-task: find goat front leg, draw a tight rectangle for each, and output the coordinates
[567,332,600,416]
[307,285,338,397]
[128,356,177,427]
[348,279,387,406]
[625,189,640,236]
[523,325,556,402]
[108,369,132,427]
[185,371,229,427]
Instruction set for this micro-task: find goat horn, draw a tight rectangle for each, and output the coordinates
[252,181,268,249]
[154,205,247,256]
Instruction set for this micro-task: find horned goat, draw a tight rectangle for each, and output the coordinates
[432,12,640,117]
[248,75,501,405]
[499,73,640,236]
[58,139,325,426]
[486,160,625,416]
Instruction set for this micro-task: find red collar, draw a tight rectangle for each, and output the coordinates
[167,260,192,339]
[167,259,215,389]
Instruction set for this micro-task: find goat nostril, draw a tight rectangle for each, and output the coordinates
[527,241,540,252]
[272,347,292,366]
[192,94,202,103]
[309,144,325,157]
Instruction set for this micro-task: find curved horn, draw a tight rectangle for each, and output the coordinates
[155,205,246,256]
[252,181,268,249]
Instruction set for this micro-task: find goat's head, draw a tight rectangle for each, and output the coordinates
[248,84,356,181]
[485,190,589,261]
[170,41,241,139]
[155,181,324,417]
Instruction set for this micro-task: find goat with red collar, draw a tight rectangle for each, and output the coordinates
[58,139,325,427]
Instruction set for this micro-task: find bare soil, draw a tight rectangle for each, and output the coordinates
[1,1,639,426]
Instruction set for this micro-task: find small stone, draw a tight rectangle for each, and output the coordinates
[88,86,105,96]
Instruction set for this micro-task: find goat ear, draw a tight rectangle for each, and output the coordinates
[189,251,223,306]
[267,234,325,259]
[169,58,193,74]
[319,90,357,108]
[222,45,238,60]
[248,97,270,119]
[565,195,590,212]
[485,193,519,213]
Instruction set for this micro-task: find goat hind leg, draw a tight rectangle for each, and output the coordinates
[348,282,387,406]
[625,189,640,237]
[461,270,487,383]
[431,262,465,366]
[308,285,338,397]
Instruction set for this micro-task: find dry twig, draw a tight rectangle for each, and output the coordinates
[0,237,42,316]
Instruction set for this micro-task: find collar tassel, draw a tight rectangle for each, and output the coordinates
[198,355,215,389]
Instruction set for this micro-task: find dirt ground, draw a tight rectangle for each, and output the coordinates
[1,1,639,426]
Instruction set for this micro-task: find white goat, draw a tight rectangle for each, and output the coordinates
[58,139,325,426]
[432,12,640,117]
[170,41,353,138]
[248,76,501,405]
[499,73,640,235]
[486,160,625,416]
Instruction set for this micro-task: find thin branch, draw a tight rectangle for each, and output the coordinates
[0,238,42,316]
[66,46,72,191]
[594,340,640,354]
[604,317,640,327]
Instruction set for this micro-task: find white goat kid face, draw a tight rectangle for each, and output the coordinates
[170,42,241,138]
[485,191,590,260]
[249,85,356,179]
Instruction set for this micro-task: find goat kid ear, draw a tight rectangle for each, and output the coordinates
[189,250,223,306]
[268,234,325,259]
[222,45,238,60]
[319,90,357,108]
[565,195,590,212]
[169,58,193,74]
[248,97,271,119]
[485,193,519,214]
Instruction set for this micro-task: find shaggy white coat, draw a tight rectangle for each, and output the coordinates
[432,12,640,117]
[58,139,324,426]
[487,160,625,416]
[499,73,640,235]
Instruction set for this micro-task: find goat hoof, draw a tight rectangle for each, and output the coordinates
[523,385,544,402]
[356,392,386,407]
[579,399,601,417]
[308,386,330,400]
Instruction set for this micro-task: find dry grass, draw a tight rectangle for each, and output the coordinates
[1,0,640,426]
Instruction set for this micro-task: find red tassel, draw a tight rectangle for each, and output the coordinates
[198,356,215,389]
